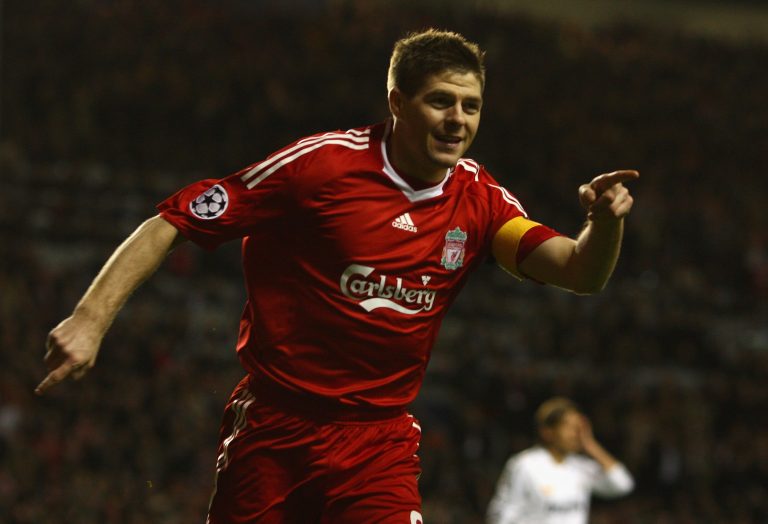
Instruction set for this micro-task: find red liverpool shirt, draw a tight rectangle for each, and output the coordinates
[158,121,560,410]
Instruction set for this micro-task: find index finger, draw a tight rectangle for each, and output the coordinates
[591,170,639,193]
[35,362,74,395]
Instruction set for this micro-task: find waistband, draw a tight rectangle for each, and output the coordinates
[246,374,407,423]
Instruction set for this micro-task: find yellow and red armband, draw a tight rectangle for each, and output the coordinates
[492,217,562,279]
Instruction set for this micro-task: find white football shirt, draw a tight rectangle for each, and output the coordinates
[487,446,634,524]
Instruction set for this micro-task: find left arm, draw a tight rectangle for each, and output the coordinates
[494,170,638,294]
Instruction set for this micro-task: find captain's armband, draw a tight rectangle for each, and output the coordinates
[491,216,546,278]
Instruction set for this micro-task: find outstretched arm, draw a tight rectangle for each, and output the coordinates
[36,215,183,394]
[498,170,638,294]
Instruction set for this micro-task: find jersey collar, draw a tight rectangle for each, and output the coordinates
[380,120,451,203]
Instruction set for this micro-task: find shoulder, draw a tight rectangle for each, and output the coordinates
[282,124,378,163]
[566,454,601,474]
[508,446,547,471]
[238,124,380,189]
[450,158,528,216]
[451,158,505,189]
[450,157,487,187]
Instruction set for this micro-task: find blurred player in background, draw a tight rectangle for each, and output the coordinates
[487,397,635,524]
[37,29,637,523]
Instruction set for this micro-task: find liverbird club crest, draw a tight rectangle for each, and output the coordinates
[441,227,467,270]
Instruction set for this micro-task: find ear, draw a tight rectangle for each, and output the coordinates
[388,88,403,119]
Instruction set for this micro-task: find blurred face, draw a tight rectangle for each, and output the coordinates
[543,411,582,455]
[388,70,483,182]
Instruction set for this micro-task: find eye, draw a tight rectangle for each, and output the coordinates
[463,101,481,114]
[429,96,453,109]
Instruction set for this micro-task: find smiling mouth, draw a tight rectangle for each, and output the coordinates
[434,134,463,145]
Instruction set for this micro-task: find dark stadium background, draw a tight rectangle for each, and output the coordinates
[2,1,767,522]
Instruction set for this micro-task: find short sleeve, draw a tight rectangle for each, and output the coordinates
[157,143,303,250]
[589,462,635,498]
[474,166,563,277]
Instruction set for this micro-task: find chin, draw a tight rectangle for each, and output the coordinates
[430,152,462,169]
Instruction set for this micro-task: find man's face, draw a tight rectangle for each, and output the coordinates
[548,411,583,455]
[389,70,483,181]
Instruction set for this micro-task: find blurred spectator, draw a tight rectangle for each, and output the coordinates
[487,397,633,523]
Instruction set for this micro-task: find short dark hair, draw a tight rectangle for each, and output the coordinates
[535,397,580,430]
[387,28,485,97]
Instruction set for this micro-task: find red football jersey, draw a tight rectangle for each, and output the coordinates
[158,121,560,410]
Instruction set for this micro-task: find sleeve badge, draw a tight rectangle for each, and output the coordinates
[190,184,229,220]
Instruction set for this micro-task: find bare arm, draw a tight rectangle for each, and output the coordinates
[498,170,638,294]
[36,215,183,394]
[517,218,624,294]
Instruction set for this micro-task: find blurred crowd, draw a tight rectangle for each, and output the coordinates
[2,1,768,522]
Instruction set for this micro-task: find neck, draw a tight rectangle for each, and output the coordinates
[545,445,567,463]
[387,121,448,184]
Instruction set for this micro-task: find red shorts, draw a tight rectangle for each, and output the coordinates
[206,376,424,524]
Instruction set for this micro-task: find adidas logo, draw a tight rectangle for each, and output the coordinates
[392,213,418,233]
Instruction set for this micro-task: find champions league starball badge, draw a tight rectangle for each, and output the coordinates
[190,184,229,219]
[441,227,467,270]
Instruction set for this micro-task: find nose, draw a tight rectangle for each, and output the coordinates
[445,102,467,126]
